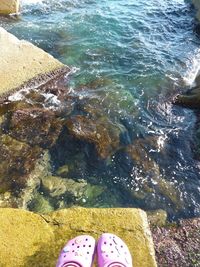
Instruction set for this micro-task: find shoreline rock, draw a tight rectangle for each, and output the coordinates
[151,217,200,266]
[193,0,200,21]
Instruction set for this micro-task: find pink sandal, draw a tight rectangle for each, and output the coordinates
[97,233,133,267]
[56,235,96,267]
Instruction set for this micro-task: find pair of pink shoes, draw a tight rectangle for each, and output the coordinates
[56,233,133,267]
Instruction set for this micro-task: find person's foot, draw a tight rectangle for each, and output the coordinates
[56,235,96,267]
[97,233,133,267]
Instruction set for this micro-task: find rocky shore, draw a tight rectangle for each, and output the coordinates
[0,25,158,267]
[0,2,199,267]
[0,26,183,216]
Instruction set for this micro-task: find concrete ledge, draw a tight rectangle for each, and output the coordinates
[0,27,65,97]
[0,208,157,267]
[0,0,20,15]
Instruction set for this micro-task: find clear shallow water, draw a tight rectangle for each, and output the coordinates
[1,0,200,219]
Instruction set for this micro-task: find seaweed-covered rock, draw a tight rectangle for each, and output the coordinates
[173,85,200,109]
[147,209,168,227]
[152,217,200,266]
[56,165,69,177]
[28,193,54,214]
[40,175,105,208]
[66,115,124,159]
[173,71,200,109]
[41,175,88,199]
[124,140,183,211]
[6,108,63,148]
[0,150,51,209]
[0,134,42,193]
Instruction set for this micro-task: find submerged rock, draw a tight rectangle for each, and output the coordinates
[40,175,105,209]
[173,85,200,109]
[0,150,52,209]
[119,139,183,211]
[41,175,88,199]
[0,134,42,194]
[5,108,63,148]
[56,165,69,177]
[28,192,54,214]
[172,81,200,159]
[147,209,168,227]
[173,72,200,109]
[66,115,124,159]
[193,0,200,21]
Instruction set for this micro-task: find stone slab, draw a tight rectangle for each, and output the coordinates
[0,27,64,96]
[0,208,157,267]
[0,0,19,15]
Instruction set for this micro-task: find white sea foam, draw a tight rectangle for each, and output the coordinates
[183,48,200,87]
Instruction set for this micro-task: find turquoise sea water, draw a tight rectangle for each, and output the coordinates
[1,0,200,219]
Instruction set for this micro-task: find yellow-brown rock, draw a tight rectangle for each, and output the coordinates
[0,27,64,96]
[0,208,157,267]
[0,0,19,15]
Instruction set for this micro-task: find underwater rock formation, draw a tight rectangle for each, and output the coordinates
[6,108,63,148]
[0,150,51,209]
[28,175,105,213]
[147,209,168,227]
[126,140,183,211]
[173,85,200,109]
[173,62,200,109]
[66,115,124,159]
[0,134,42,194]
[173,75,200,160]
[108,137,183,214]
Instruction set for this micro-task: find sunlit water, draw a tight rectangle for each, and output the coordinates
[1,0,200,219]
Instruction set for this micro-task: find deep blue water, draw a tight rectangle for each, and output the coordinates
[1,0,200,219]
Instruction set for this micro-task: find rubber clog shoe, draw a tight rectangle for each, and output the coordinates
[56,235,96,267]
[97,233,133,267]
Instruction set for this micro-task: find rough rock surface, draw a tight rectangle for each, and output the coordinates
[0,0,19,14]
[151,218,200,267]
[0,134,42,193]
[7,108,63,148]
[0,208,157,267]
[66,115,123,159]
[0,27,65,96]
[193,0,200,21]
[147,209,168,227]
[0,150,51,209]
